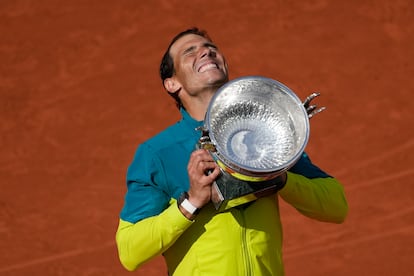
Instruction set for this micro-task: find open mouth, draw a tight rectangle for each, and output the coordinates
[198,62,219,73]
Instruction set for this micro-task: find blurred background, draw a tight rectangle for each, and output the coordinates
[0,0,413,275]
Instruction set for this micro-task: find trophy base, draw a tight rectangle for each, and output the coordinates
[211,171,285,211]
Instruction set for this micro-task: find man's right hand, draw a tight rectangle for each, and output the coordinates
[186,149,221,208]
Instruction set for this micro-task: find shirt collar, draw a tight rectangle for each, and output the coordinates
[180,107,204,129]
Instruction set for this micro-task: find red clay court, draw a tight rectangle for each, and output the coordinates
[1,1,413,275]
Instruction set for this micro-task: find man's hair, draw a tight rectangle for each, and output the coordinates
[159,27,212,109]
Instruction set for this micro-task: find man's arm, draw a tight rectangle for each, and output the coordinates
[116,142,191,271]
[116,144,219,271]
[278,152,348,223]
[116,199,193,271]
[279,173,348,223]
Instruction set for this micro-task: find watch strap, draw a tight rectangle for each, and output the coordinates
[178,192,200,215]
[180,198,198,214]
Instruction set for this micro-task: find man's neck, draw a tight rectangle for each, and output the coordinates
[185,99,211,121]
[183,88,218,121]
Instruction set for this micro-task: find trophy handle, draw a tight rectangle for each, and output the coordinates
[303,92,327,119]
[195,126,216,152]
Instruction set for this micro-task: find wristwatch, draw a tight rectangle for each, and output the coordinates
[177,192,201,215]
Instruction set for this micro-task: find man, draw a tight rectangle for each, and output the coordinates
[116,27,348,275]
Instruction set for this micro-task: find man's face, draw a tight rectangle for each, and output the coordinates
[168,34,228,95]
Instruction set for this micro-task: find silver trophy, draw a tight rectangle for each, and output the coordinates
[198,76,325,211]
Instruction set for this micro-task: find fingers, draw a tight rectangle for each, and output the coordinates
[187,149,220,207]
[187,149,218,176]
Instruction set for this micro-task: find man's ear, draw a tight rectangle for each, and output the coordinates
[164,77,181,93]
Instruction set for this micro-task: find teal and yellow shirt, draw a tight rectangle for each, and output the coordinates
[116,108,348,275]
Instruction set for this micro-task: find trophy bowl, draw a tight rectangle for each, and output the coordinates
[204,76,310,181]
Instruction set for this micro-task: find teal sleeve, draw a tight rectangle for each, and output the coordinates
[289,152,331,178]
[120,143,171,223]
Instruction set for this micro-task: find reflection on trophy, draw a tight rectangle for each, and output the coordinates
[197,76,325,211]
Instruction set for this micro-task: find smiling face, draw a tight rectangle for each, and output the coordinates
[165,34,229,103]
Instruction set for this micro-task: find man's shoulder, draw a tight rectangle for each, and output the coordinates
[141,119,191,150]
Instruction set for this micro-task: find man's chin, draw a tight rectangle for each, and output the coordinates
[206,75,228,88]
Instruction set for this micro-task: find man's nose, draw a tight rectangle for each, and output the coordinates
[200,47,216,58]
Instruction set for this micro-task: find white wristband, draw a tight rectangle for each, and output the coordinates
[180,198,198,215]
